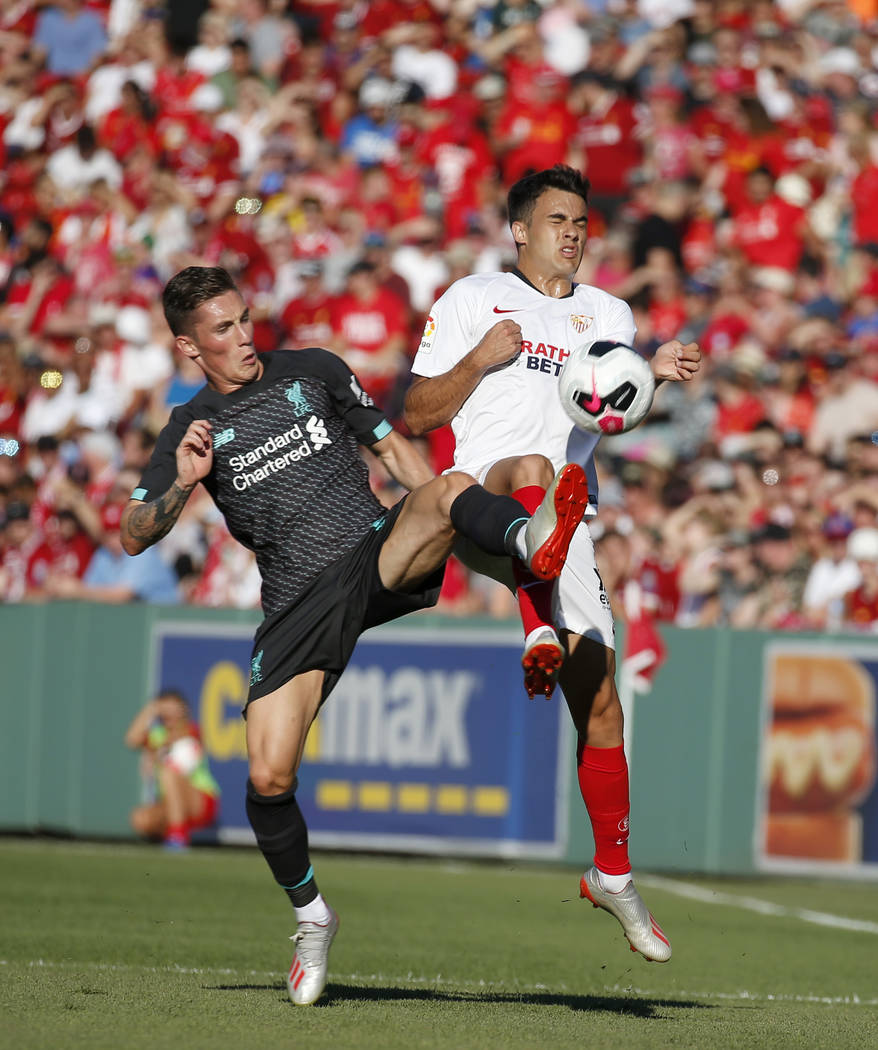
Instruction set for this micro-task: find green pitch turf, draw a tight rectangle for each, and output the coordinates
[2,839,877,1050]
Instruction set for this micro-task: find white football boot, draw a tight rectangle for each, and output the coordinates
[580,867,671,962]
[522,464,588,581]
[287,908,339,1005]
[522,626,564,700]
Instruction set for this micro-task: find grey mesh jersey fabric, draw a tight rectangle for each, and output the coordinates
[134,348,392,616]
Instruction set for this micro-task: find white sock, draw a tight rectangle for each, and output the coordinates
[596,868,633,893]
[295,893,332,925]
[513,522,528,561]
[524,625,558,649]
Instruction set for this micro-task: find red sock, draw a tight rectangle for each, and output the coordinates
[511,485,554,635]
[576,740,631,876]
[165,823,190,845]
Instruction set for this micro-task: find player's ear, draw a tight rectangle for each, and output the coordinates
[176,333,199,361]
[511,220,527,246]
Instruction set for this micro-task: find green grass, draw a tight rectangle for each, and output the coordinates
[2,840,878,1050]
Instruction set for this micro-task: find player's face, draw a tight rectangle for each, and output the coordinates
[513,189,588,283]
[179,290,262,394]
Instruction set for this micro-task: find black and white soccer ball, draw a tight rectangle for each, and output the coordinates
[558,340,656,435]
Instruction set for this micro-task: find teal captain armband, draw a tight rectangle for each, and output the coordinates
[132,487,147,501]
[373,420,392,440]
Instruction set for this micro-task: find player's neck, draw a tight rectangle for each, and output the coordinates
[513,266,575,299]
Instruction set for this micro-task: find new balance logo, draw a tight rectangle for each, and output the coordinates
[306,416,331,449]
[214,427,235,448]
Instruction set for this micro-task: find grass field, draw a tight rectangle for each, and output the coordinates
[3,839,877,1050]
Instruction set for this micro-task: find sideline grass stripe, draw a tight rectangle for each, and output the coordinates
[641,875,878,935]
[5,958,878,1007]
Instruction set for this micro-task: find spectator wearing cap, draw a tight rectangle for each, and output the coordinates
[279,260,333,349]
[802,513,861,629]
[844,527,878,629]
[329,258,408,408]
[32,0,108,77]
[734,522,811,630]
[340,77,400,168]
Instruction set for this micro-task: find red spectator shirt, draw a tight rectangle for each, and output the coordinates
[573,94,642,196]
[27,529,94,587]
[495,98,576,185]
[417,120,495,238]
[846,586,878,627]
[731,195,806,270]
[330,287,407,398]
[281,293,334,349]
[851,164,878,246]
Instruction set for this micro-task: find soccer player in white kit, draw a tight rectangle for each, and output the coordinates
[405,165,701,963]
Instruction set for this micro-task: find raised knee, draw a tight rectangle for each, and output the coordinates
[511,455,554,489]
[248,763,295,797]
[438,471,476,518]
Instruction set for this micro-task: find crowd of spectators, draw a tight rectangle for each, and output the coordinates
[2,0,878,633]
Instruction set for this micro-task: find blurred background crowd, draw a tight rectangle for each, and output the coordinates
[2,0,878,633]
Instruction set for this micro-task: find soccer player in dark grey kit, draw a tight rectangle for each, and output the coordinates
[121,266,589,1005]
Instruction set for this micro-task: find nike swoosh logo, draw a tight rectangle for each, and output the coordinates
[581,369,602,413]
[493,306,520,313]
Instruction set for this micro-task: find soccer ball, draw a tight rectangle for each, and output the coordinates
[558,340,655,435]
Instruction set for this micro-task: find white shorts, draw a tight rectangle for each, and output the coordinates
[454,521,616,650]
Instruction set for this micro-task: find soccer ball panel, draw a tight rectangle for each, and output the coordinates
[558,340,655,434]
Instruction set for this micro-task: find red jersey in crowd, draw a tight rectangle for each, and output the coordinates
[845,586,878,627]
[281,293,333,349]
[330,285,407,400]
[573,93,642,197]
[731,194,806,271]
[851,163,878,246]
[27,525,94,588]
[417,118,495,239]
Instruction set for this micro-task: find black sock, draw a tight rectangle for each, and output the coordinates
[245,779,318,906]
[449,486,529,557]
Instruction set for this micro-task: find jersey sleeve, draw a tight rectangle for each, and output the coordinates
[601,296,637,345]
[411,280,479,378]
[301,347,394,446]
[131,406,193,502]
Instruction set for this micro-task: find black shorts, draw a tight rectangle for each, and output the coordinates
[245,498,444,710]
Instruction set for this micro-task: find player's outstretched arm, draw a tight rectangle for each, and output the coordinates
[121,420,214,555]
[371,429,436,493]
[650,340,701,383]
[404,319,522,435]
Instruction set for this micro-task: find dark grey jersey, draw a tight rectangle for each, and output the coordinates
[134,349,392,616]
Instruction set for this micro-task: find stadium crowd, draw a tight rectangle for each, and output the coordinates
[2,0,878,632]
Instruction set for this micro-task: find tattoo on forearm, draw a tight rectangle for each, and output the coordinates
[126,481,193,547]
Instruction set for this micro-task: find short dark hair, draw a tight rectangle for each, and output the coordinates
[507,165,591,227]
[162,266,239,336]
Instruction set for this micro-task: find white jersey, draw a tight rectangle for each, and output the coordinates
[412,270,636,511]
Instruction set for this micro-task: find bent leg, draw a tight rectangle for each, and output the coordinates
[129,802,167,840]
[485,456,563,698]
[560,634,629,873]
[246,670,328,909]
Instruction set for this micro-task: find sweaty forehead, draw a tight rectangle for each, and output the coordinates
[532,189,588,221]
[194,290,246,327]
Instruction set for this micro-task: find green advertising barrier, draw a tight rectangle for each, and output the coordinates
[2,601,874,876]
